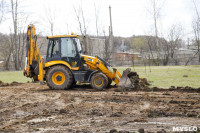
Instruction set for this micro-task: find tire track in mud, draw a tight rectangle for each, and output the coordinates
[0,83,199,132]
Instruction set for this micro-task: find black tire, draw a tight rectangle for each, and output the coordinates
[46,66,73,89]
[107,78,112,88]
[90,72,108,90]
[72,80,77,86]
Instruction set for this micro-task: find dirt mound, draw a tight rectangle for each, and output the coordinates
[115,71,151,91]
[127,72,150,89]
[0,80,23,87]
[142,86,200,93]
[0,80,9,87]
[128,72,150,89]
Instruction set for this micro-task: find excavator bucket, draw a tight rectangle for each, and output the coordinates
[118,68,134,89]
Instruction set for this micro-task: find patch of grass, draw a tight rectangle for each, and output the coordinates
[0,71,32,83]
[0,65,200,88]
[117,65,200,88]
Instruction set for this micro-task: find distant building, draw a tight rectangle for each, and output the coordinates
[115,52,141,66]
[187,45,199,50]
[88,37,105,58]
[0,61,4,70]
[114,40,141,66]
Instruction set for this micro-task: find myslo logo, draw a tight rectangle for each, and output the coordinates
[172,126,198,132]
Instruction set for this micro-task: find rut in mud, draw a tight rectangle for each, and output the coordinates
[0,81,199,132]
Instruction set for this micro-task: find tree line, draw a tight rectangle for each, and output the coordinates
[0,0,199,70]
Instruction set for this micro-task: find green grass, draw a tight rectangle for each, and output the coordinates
[117,65,200,88]
[0,71,32,83]
[0,65,200,88]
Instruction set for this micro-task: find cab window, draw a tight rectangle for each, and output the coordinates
[61,38,76,57]
[47,39,59,58]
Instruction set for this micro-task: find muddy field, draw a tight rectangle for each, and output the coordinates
[0,82,200,133]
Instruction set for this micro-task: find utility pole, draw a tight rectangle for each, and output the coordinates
[109,5,115,66]
[109,5,113,36]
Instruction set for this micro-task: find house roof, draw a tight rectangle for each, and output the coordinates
[47,35,80,39]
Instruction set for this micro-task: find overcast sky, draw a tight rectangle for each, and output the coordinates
[0,0,199,38]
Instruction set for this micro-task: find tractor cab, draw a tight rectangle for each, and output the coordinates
[46,34,82,68]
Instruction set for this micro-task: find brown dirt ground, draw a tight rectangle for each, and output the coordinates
[0,83,199,133]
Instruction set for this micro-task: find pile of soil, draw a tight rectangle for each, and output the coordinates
[117,71,150,91]
[128,72,150,90]
[0,80,23,87]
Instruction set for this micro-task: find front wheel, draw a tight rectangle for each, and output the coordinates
[90,73,108,90]
[46,66,73,89]
[107,78,112,88]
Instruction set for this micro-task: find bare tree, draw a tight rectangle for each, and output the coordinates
[65,22,70,35]
[0,0,5,24]
[18,16,28,69]
[146,0,165,65]
[185,0,200,65]
[146,36,160,65]
[80,2,87,36]
[160,39,169,66]
[11,0,19,70]
[191,19,200,62]
[151,0,161,64]
[74,6,83,35]
[192,0,200,62]
[152,0,159,42]
[185,51,199,66]
[94,3,101,56]
[45,7,56,36]
[0,33,12,70]
[193,0,200,20]
[103,29,111,62]
[165,24,183,65]
[9,0,28,70]
[73,1,88,54]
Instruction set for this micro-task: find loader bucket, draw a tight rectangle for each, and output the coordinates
[118,68,135,89]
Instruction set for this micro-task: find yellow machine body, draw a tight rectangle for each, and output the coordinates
[81,55,121,84]
[24,24,131,90]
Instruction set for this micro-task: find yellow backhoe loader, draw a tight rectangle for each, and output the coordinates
[24,24,134,90]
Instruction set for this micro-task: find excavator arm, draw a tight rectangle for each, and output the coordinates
[24,25,44,83]
[81,55,122,84]
[81,55,134,88]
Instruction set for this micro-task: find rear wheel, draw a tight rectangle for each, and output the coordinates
[46,66,73,89]
[90,73,108,90]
